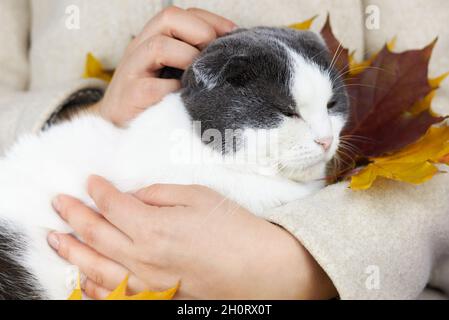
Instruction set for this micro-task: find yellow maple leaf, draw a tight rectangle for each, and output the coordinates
[105,275,179,300]
[83,53,114,83]
[429,71,449,89]
[68,273,179,300]
[67,273,83,300]
[409,90,437,115]
[288,15,317,30]
[350,126,449,190]
[408,72,448,116]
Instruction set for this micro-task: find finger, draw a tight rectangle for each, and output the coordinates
[186,7,237,36]
[48,232,149,295]
[52,194,132,262]
[83,279,111,300]
[134,184,208,207]
[48,232,127,290]
[133,6,228,50]
[87,175,154,236]
[127,35,200,76]
[127,78,181,111]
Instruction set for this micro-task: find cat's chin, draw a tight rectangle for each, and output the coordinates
[279,160,327,182]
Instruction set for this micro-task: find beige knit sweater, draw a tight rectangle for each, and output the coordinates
[1,0,448,299]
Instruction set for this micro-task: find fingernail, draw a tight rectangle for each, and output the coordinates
[52,196,61,212]
[47,232,60,251]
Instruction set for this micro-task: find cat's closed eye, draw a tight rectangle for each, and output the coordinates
[282,109,300,118]
[327,100,337,109]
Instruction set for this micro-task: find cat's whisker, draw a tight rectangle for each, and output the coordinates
[336,148,358,163]
[338,143,359,155]
[335,83,380,91]
[345,94,357,103]
[329,42,344,72]
[339,65,389,76]
[333,153,355,172]
[340,134,377,144]
[331,154,348,175]
[339,137,363,150]
[336,144,357,160]
[329,155,345,178]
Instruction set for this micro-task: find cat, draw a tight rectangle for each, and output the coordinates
[0,27,349,299]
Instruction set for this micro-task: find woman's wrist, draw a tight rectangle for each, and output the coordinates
[248,218,337,299]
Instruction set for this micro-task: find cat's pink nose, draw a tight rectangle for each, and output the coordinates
[314,136,333,151]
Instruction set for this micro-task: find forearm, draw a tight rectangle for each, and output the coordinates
[227,210,337,299]
[259,221,337,299]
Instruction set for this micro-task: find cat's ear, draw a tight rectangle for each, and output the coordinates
[192,53,251,88]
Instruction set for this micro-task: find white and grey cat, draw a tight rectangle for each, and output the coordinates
[0,27,349,299]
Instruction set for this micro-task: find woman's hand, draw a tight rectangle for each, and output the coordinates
[93,7,236,126]
[48,175,336,299]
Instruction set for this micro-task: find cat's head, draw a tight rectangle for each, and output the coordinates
[181,27,349,182]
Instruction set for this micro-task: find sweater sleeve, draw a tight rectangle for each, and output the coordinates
[265,174,449,299]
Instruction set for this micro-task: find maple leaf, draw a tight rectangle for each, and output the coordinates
[288,15,317,30]
[67,274,83,300]
[314,16,449,189]
[351,126,449,189]
[105,275,179,300]
[83,53,113,82]
[68,274,179,300]
[342,40,446,158]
